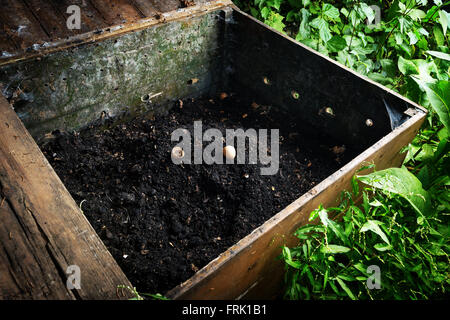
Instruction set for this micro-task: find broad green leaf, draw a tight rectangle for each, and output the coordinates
[360,220,390,245]
[322,3,340,20]
[318,209,348,243]
[420,80,450,131]
[358,167,431,216]
[426,50,450,62]
[326,35,347,52]
[433,25,445,46]
[310,17,332,43]
[398,57,437,83]
[320,245,351,254]
[407,31,418,45]
[380,59,397,78]
[296,8,311,41]
[359,3,375,24]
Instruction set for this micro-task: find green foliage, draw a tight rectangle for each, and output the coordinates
[232,0,450,300]
[281,167,449,300]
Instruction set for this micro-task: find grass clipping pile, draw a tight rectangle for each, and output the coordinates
[40,93,356,294]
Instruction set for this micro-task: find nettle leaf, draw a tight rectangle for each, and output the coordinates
[310,17,332,42]
[322,3,340,21]
[360,220,390,245]
[326,35,347,52]
[358,167,432,216]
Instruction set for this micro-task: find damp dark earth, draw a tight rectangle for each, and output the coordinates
[39,93,358,294]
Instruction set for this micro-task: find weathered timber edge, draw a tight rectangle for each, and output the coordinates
[0,94,133,300]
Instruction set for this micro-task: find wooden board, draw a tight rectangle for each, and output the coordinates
[167,109,426,300]
[89,0,144,25]
[0,0,231,66]
[0,94,133,300]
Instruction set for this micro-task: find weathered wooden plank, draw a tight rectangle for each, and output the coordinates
[0,28,17,55]
[148,0,183,12]
[0,0,49,49]
[49,0,108,34]
[22,0,73,40]
[130,0,160,16]
[89,0,144,25]
[0,95,133,300]
[0,0,231,66]
[167,110,426,300]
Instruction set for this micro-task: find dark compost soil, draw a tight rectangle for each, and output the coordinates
[39,93,358,294]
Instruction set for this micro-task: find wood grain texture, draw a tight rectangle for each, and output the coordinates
[0,0,230,66]
[0,0,49,49]
[0,95,133,300]
[167,110,426,300]
[49,0,108,34]
[88,0,145,25]
[22,0,74,39]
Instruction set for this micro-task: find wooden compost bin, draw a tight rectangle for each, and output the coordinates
[0,0,426,300]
